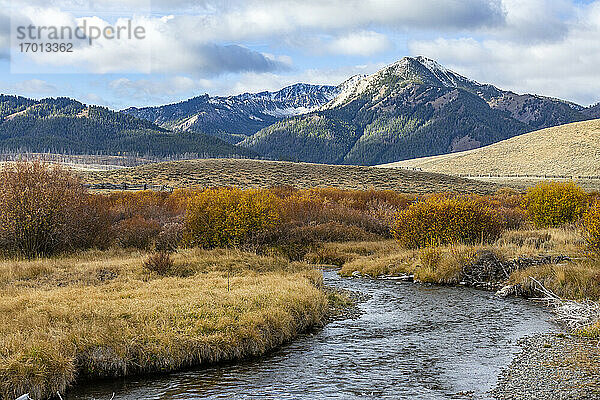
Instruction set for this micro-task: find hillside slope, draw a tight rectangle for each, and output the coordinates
[83,158,502,194]
[241,56,590,165]
[380,119,600,177]
[0,95,254,158]
[123,83,339,144]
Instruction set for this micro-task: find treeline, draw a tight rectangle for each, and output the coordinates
[0,94,255,158]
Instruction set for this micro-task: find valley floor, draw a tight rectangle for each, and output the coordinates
[2,229,599,399]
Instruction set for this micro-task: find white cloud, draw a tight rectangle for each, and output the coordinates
[174,0,505,41]
[326,31,392,56]
[409,1,600,105]
[12,79,57,94]
[6,7,290,75]
[493,0,572,43]
[108,76,213,101]
[3,0,600,108]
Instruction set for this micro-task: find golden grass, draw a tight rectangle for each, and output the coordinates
[0,249,327,399]
[577,321,600,339]
[82,158,503,194]
[381,119,600,191]
[332,226,598,298]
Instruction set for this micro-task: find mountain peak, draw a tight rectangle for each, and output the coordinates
[324,56,484,109]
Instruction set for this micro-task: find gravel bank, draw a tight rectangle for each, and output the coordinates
[492,333,600,400]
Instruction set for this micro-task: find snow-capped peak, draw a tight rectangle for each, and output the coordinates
[322,56,483,109]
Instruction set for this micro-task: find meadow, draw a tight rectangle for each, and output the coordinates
[1,161,600,398]
[83,158,502,194]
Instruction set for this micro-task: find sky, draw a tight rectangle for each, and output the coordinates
[1,0,600,110]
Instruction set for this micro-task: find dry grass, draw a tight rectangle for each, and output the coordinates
[0,249,327,399]
[382,119,600,191]
[509,261,600,301]
[382,119,600,176]
[334,226,593,295]
[82,158,503,194]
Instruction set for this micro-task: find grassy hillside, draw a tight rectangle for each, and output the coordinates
[83,158,503,194]
[381,119,600,183]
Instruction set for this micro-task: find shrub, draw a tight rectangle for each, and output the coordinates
[583,202,600,256]
[184,188,280,248]
[0,161,99,258]
[142,251,174,275]
[485,189,527,230]
[391,196,503,248]
[113,216,161,250]
[524,182,588,227]
[106,190,179,221]
[155,221,184,253]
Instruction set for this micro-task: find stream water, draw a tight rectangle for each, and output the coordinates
[67,270,556,399]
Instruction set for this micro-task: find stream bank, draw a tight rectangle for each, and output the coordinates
[67,270,556,400]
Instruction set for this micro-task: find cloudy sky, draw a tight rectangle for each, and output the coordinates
[1,0,599,109]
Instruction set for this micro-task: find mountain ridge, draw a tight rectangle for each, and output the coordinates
[240,56,595,165]
[0,94,254,158]
[123,83,339,143]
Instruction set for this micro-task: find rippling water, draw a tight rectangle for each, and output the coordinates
[67,270,556,400]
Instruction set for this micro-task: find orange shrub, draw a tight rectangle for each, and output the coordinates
[278,191,326,225]
[277,189,399,237]
[392,195,503,248]
[484,189,527,230]
[184,188,280,248]
[309,187,414,211]
[583,202,600,256]
[106,190,180,221]
[0,161,102,257]
[524,181,588,227]
[113,216,161,249]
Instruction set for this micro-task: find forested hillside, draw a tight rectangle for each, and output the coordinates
[240,57,592,165]
[0,95,255,157]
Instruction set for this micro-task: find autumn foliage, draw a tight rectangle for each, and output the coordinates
[524,181,588,227]
[391,195,503,248]
[184,188,280,248]
[0,162,102,257]
[583,202,600,256]
[4,161,600,260]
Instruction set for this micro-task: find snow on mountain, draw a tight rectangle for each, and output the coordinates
[123,83,339,143]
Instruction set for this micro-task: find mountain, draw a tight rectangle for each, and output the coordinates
[123,83,339,144]
[380,119,600,177]
[582,103,600,119]
[240,56,592,165]
[0,95,254,158]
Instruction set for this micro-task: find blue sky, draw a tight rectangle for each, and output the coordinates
[2,0,600,109]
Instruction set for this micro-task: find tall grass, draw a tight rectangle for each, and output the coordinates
[0,249,327,399]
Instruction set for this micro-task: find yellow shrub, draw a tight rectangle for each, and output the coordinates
[184,188,280,248]
[391,196,502,248]
[583,202,600,256]
[524,181,588,227]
